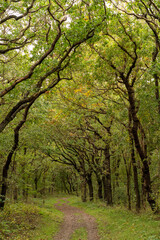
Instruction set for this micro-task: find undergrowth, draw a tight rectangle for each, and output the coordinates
[68,196,160,240]
[0,196,159,240]
[0,202,40,239]
[0,197,63,240]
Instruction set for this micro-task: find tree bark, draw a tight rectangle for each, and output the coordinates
[87,173,94,201]
[0,124,22,208]
[123,154,131,210]
[81,175,87,202]
[12,154,18,202]
[131,142,141,212]
[127,174,131,210]
[13,186,18,202]
[152,43,160,114]
[128,111,141,212]
[0,104,32,209]
[96,174,103,199]
[103,143,113,205]
[130,139,141,212]
[102,175,107,201]
[126,84,157,211]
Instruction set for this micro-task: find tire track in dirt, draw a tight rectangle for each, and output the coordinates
[53,199,100,240]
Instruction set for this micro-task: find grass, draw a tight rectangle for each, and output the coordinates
[70,227,88,240]
[67,196,160,240]
[0,196,159,240]
[0,202,40,240]
[0,197,63,240]
[30,197,63,240]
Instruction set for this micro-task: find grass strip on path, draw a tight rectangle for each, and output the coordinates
[70,227,88,240]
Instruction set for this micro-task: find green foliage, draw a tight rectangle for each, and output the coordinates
[0,0,160,214]
[0,198,63,240]
[68,196,160,240]
[0,202,40,239]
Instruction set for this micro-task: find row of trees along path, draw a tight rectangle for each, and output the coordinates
[0,0,160,214]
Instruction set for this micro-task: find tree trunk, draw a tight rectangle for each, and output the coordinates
[128,111,141,212]
[0,156,13,209]
[34,175,38,198]
[115,158,120,187]
[152,45,160,114]
[130,136,141,212]
[81,175,87,202]
[102,175,107,201]
[87,173,94,201]
[126,84,157,211]
[123,154,131,210]
[62,179,70,194]
[12,154,18,202]
[141,171,146,209]
[127,173,131,210]
[0,124,21,209]
[103,143,113,205]
[13,186,18,202]
[0,103,33,209]
[96,174,103,199]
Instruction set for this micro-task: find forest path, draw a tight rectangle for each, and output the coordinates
[53,198,100,240]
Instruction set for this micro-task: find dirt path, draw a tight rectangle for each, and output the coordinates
[53,199,100,240]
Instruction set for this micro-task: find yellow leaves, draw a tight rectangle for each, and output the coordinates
[84,16,89,21]
[74,87,83,93]
[69,132,77,137]
[54,112,62,119]
[74,87,91,97]
[69,132,74,136]
[84,90,91,96]
[81,103,86,107]
[48,109,55,112]
[91,103,101,108]
[143,56,150,62]
[47,108,65,124]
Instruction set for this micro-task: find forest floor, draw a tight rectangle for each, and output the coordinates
[0,196,160,239]
[54,198,99,240]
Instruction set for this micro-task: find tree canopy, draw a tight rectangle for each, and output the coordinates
[0,0,160,212]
